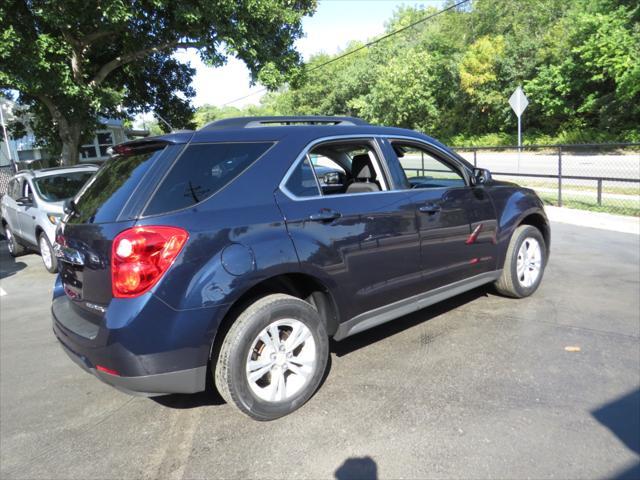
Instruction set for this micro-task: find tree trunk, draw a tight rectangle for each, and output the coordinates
[59,123,82,166]
[36,95,82,166]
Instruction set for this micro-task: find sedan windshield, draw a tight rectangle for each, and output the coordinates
[34,171,95,202]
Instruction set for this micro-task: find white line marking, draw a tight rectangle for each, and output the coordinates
[0,287,6,296]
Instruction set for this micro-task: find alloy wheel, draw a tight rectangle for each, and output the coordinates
[516,237,542,288]
[40,236,53,270]
[245,319,316,403]
[6,229,15,254]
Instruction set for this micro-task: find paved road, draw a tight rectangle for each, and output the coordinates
[1,223,639,480]
[456,151,640,180]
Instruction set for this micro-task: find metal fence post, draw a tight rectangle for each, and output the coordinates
[558,147,563,207]
[473,149,477,167]
[421,151,425,176]
[597,179,603,206]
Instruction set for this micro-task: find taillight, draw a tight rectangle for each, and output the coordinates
[111,226,188,298]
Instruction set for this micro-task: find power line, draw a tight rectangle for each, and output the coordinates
[221,0,470,107]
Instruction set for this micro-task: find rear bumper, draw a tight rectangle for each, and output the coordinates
[55,336,206,396]
[51,282,223,396]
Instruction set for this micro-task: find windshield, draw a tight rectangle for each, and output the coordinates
[34,171,95,202]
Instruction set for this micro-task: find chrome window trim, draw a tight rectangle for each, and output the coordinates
[279,134,394,201]
[304,154,322,197]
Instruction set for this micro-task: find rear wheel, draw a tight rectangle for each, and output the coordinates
[4,225,24,257]
[39,233,58,273]
[215,294,329,421]
[494,225,546,298]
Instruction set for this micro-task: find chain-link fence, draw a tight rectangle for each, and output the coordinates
[453,143,640,216]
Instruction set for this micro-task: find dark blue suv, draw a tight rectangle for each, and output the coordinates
[52,116,550,420]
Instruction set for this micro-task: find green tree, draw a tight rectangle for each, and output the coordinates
[525,0,640,135]
[0,0,316,164]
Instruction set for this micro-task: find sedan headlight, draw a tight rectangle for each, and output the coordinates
[47,214,62,225]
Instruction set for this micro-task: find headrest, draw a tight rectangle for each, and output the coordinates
[351,154,376,180]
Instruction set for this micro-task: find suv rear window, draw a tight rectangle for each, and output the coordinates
[144,142,273,216]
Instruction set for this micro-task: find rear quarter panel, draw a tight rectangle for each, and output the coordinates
[138,139,305,322]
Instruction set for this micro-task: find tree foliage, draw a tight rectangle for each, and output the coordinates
[0,0,316,163]
[245,0,639,144]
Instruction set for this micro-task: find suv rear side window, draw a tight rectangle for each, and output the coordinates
[144,142,273,216]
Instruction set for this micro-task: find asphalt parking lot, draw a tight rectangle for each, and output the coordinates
[1,222,639,480]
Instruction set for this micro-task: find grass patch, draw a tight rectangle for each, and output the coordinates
[538,193,640,217]
[497,177,640,196]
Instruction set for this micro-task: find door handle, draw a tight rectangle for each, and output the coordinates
[308,210,342,222]
[418,204,441,214]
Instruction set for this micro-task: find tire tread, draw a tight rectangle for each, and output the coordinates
[214,293,325,420]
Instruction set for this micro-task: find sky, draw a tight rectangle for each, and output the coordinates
[173,0,442,108]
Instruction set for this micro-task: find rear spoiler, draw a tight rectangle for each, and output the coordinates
[109,131,194,156]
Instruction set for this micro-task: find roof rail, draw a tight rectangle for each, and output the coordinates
[36,164,100,173]
[201,116,369,130]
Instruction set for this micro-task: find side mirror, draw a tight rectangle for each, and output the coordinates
[471,168,492,186]
[63,199,77,216]
[323,172,341,185]
[16,196,32,206]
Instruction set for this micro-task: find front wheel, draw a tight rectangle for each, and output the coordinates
[215,294,329,421]
[39,233,58,273]
[4,225,25,257]
[494,225,547,298]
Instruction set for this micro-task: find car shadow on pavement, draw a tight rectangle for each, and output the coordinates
[151,287,489,410]
[592,388,640,479]
[151,365,226,409]
[330,286,490,357]
[335,456,378,480]
[0,241,27,279]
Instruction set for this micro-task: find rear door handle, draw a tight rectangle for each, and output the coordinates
[308,210,342,222]
[418,204,441,214]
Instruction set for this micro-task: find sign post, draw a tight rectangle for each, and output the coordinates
[509,86,528,172]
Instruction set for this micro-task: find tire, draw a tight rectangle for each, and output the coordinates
[39,233,58,273]
[215,294,329,421]
[4,225,25,257]
[494,225,546,298]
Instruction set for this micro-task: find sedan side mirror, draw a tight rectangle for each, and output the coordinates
[471,168,492,186]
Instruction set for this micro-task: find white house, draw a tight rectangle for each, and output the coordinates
[0,97,145,169]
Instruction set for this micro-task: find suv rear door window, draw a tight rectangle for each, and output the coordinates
[144,142,273,216]
[284,156,320,198]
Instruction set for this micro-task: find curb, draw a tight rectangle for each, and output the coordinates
[545,206,640,235]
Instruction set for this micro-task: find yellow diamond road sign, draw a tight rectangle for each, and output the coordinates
[509,86,528,117]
